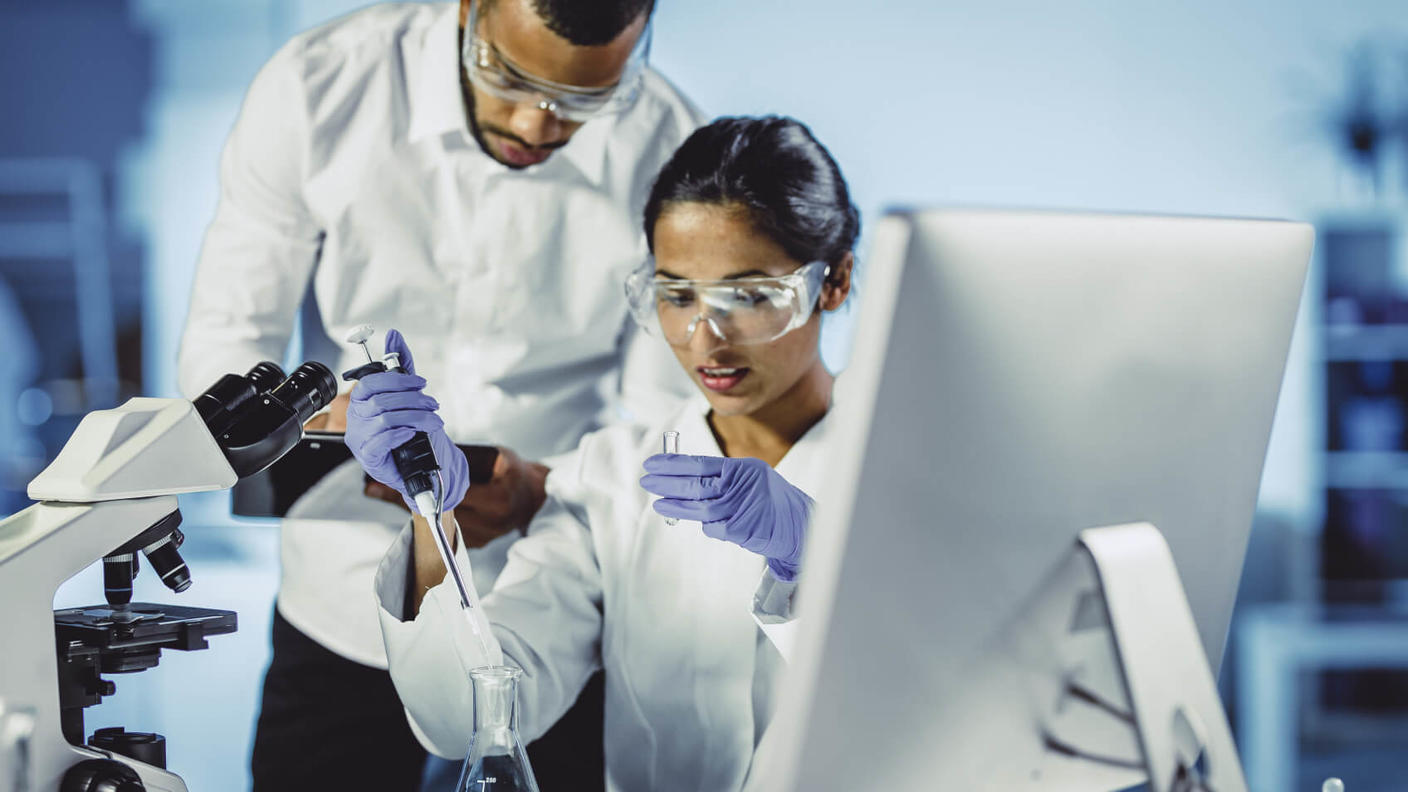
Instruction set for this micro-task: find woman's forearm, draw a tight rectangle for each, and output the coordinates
[410,510,459,614]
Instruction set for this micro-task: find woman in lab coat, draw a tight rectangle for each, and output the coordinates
[345,115,858,791]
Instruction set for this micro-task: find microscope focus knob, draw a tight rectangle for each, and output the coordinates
[60,758,145,792]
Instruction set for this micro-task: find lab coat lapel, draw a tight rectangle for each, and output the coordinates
[619,403,765,789]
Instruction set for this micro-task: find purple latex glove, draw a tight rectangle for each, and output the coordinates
[344,329,470,513]
[640,454,813,581]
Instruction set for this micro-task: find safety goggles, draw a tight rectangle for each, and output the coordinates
[462,0,652,123]
[625,260,830,346]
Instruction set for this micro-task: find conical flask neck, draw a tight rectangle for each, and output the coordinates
[471,673,518,745]
[459,667,539,792]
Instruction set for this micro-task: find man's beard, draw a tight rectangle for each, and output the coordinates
[458,66,566,170]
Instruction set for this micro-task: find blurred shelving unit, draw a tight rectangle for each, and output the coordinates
[1326,324,1408,361]
[0,157,120,408]
[1239,211,1408,792]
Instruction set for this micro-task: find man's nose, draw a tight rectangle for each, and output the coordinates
[508,103,563,147]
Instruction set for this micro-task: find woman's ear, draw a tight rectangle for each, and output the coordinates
[820,252,854,312]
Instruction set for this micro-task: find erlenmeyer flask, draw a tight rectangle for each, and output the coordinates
[456,666,540,792]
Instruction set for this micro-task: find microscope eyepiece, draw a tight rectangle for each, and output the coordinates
[243,361,287,394]
[268,361,338,424]
[206,360,338,478]
[193,362,288,436]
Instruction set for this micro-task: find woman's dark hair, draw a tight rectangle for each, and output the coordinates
[644,116,860,267]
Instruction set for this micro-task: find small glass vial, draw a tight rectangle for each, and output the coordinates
[662,431,680,525]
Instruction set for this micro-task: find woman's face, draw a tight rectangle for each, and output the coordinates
[650,202,842,418]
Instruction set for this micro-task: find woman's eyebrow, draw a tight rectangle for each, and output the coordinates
[652,268,774,280]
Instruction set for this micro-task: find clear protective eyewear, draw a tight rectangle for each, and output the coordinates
[462,0,652,123]
[625,260,830,346]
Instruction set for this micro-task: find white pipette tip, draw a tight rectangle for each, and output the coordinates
[1322,778,1344,792]
[345,324,375,345]
[412,490,439,520]
[346,324,378,364]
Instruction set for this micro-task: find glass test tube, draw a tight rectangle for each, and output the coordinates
[662,431,680,525]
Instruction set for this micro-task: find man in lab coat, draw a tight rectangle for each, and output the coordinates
[177,0,703,789]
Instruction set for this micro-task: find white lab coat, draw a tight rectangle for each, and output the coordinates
[375,396,833,791]
[176,2,705,665]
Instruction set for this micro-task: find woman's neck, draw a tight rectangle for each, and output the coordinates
[707,362,834,466]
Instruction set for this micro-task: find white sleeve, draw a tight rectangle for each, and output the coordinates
[375,498,603,759]
[176,44,322,398]
[752,569,800,662]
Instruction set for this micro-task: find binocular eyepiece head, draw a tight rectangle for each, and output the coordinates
[192,362,287,436]
[268,361,338,424]
[195,360,338,480]
[100,362,337,607]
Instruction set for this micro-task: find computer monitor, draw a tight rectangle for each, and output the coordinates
[758,209,1313,791]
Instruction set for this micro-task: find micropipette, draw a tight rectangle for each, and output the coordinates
[342,325,499,662]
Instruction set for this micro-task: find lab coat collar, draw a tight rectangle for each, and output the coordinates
[674,375,843,493]
[407,3,471,144]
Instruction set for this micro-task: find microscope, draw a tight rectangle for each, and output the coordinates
[0,360,337,792]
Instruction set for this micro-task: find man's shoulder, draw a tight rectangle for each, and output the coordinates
[638,68,703,117]
[578,67,705,197]
[628,67,708,139]
[276,2,447,81]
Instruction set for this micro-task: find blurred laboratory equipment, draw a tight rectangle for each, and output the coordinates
[456,666,540,792]
[0,359,335,791]
[1298,39,1408,202]
[0,159,120,410]
[1238,213,1408,792]
[662,431,680,526]
[0,273,40,514]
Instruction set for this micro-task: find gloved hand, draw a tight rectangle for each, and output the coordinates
[363,445,549,547]
[344,329,470,514]
[640,454,813,581]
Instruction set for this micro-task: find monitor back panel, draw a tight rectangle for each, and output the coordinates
[768,209,1312,791]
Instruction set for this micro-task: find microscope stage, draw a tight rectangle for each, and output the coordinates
[55,603,237,660]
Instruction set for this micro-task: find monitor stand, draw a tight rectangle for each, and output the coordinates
[1080,523,1247,792]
